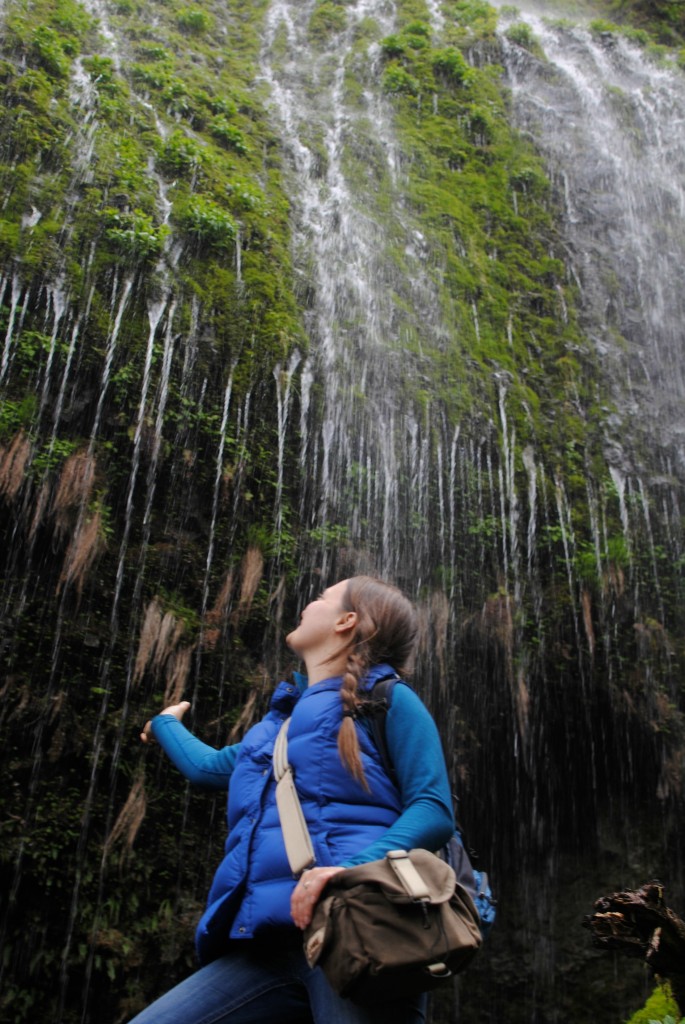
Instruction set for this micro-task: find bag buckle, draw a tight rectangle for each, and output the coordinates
[426,963,452,978]
[386,850,431,902]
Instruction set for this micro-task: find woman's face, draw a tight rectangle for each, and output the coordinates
[285,579,351,658]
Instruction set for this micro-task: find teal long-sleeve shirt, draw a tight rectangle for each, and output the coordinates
[150,680,454,867]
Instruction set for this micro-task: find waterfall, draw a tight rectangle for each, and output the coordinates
[499,12,685,466]
[1,1,685,1022]
[89,276,134,447]
[0,273,24,382]
[260,0,462,587]
[273,350,301,556]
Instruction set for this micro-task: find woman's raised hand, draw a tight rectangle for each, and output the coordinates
[290,866,345,929]
[140,700,191,744]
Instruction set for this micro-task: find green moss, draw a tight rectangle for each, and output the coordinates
[30,437,79,477]
[404,20,431,47]
[29,25,73,77]
[157,129,204,176]
[446,0,499,39]
[383,61,421,94]
[0,395,38,439]
[104,208,169,260]
[176,7,213,34]
[175,195,237,249]
[0,218,22,261]
[367,0,611,462]
[381,34,407,59]
[504,21,545,57]
[1,1,684,1019]
[432,46,472,85]
[625,984,683,1024]
[130,62,172,90]
[210,117,248,153]
[307,1,347,42]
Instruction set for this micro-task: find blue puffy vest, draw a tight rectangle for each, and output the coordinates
[195,665,402,964]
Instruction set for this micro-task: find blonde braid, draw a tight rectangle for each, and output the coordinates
[338,648,369,790]
[335,576,418,789]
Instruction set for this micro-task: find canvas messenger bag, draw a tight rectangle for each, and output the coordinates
[273,718,482,1005]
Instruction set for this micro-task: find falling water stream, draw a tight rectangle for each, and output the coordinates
[500,10,685,461]
[1,1,685,1021]
[260,0,456,586]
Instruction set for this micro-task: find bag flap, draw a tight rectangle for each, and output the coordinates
[325,849,457,905]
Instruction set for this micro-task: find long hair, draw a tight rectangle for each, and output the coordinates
[336,576,419,788]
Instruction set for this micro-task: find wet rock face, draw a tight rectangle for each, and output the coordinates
[500,13,685,463]
[1,0,685,1021]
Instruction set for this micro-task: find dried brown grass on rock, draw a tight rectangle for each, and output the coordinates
[103,774,147,862]
[133,598,164,685]
[163,646,194,706]
[205,570,234,627]
[58,509,106,598]
[152,612,185,674]
[227,688,260,744]
[237,547,263,614]
[53,452,96,537]
[133,598,191,690]
[0,431,31,502]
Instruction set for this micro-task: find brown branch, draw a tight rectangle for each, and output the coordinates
[584,881,685,1014]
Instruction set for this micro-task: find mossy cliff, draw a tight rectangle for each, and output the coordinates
[0,0,684,1022]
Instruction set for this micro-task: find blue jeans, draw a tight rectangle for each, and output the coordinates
[127,940,428,1024]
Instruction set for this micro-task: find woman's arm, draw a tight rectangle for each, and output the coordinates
[343,684,455,866]
[141,701,241,789]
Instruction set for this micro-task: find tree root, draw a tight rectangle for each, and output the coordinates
[584,880,685,1014]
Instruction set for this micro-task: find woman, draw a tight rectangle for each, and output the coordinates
[132,576,455,1024]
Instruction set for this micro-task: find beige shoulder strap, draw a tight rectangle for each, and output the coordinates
[273,718,316,877]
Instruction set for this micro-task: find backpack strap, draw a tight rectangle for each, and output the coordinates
[359,673,401,784]
[361,675,466,832]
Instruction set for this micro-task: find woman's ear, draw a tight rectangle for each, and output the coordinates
[334,610,358,636]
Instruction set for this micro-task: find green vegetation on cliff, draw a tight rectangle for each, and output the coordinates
[1,0,684,1022]
[375,0,591,429]
[626,984,683,1024]
[0,0,302,390]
